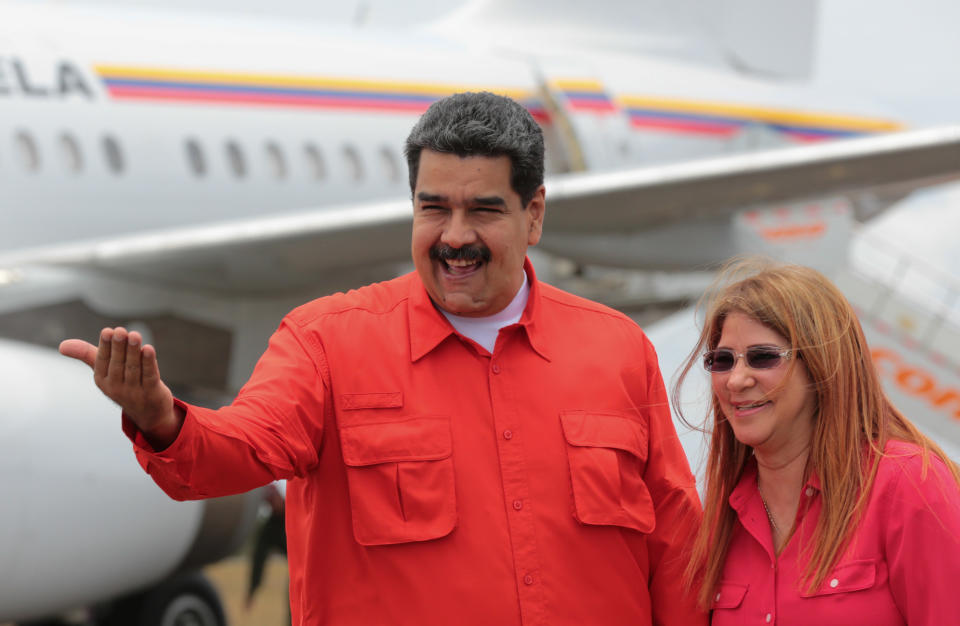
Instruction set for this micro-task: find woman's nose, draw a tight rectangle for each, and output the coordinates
[725,360,754,390]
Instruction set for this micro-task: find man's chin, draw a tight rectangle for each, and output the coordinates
[435,292,488,317]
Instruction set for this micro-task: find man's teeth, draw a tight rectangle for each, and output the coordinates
[446,259,478,268]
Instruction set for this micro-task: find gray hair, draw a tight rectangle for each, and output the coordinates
[404,91,545,205]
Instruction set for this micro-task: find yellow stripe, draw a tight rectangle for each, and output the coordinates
[548,78,608,93]
[94,65,532,100]
[617,94,902,132]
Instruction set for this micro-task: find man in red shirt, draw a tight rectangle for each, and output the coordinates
[61,92,706,625]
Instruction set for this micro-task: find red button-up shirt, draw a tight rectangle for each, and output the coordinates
[125,260,705,626]
[712,440,960,625]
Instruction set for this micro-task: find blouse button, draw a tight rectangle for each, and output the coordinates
[765,614,772,623]
[503,430,513,440]
[513,499,523,511]
[830,578,839,588]
[492,363,501,374]
[805,487,815,497]
[523,574,534,585]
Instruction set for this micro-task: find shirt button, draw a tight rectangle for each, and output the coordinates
[512,499,523,511]
[491,363,501,374]
[830,578,839,588]
[503,429,513,440]
[523,574,534,585]
[714,592,721,602]
[805,487,815,497]
[765,613,772,623]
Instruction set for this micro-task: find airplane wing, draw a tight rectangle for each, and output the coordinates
[2,125,958,294]
[545,124,960,232]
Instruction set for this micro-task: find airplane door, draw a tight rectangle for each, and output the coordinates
[533,60,636,173]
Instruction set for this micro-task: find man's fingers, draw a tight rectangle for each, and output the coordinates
[94,328,114,380]
[106,327,129,382]
[141,343,162,387]
[58,339,99,369]
[125,331,143,385]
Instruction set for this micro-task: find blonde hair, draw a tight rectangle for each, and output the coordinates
[676,257,960,608]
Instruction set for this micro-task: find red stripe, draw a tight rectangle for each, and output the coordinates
[107,86,434,112]
[107,86,552,124]
[782,131,832,143]
[566,99,618,114]
[629,116,739,137]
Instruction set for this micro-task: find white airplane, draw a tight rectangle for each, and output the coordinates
[2,1,959,624]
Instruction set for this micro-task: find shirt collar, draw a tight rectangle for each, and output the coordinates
[408,257,552,362]
[728,455,822,512]
[517,258,552,362]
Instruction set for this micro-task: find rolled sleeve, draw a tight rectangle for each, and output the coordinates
[123,319,329,500]
[625,337,707,625]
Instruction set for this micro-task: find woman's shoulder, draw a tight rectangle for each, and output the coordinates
[874,439,958,497]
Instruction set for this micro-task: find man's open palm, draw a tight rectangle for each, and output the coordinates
[60,327,181,449]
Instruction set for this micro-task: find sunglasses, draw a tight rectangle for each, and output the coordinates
[702,346,793,373]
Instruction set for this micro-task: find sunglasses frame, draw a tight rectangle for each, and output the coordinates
[702,346,793,373]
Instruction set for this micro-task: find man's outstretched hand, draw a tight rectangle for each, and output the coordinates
[60,327,182,450]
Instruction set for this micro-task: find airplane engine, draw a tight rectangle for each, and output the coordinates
[0,338,261,622]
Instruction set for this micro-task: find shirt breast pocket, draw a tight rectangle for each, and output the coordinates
[339,412,457,546]
[711,581,748,625]
[799,558,878,598]
[560,409,654,533]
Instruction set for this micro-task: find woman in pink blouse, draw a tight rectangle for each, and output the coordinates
[676,260,960,625]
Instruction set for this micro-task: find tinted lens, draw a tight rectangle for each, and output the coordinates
[704,349,736,372]
[746,347,785,369]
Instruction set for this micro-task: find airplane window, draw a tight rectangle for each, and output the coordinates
[102,135,125,174]
[14,131,40,172]
[59,133,83,173]
[342,145,364,182]
[379,146,401,183]
[304,143,326,181]
[225,141,246,178]
[265,142,287,179]
[186,139,207,177]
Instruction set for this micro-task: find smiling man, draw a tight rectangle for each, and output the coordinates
[60,92,705,626]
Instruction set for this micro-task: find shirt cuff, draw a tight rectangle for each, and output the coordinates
[122,397,192,457]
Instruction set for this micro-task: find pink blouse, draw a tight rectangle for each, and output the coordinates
[712,441,960,625]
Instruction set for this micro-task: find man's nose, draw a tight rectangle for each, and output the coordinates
[441,210,477,248]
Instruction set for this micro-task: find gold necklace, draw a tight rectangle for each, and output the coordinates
[757,476,779,533]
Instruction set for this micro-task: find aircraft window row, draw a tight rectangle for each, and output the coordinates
[3,131,399,186]
[9,130,125,175]
[181,139,403,185]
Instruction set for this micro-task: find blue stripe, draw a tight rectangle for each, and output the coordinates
[101,78,440,103]
[625,108,869,136]
[560,90,612,102]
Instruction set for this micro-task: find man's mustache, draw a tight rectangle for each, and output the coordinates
[430,244,492,264]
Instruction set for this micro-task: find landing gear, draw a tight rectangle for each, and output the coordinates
[101,572,225,626]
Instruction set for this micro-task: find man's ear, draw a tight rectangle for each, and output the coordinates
[526,185,546,246]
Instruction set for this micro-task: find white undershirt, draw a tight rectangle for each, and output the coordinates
[440,272,529,353]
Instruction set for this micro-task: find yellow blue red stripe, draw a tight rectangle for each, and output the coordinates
[94,65,550,121]
[617,95,901,141]
[93,66,900,142]
[549,79,618,114]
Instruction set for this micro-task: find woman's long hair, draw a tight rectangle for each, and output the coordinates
[676,258,960,608]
